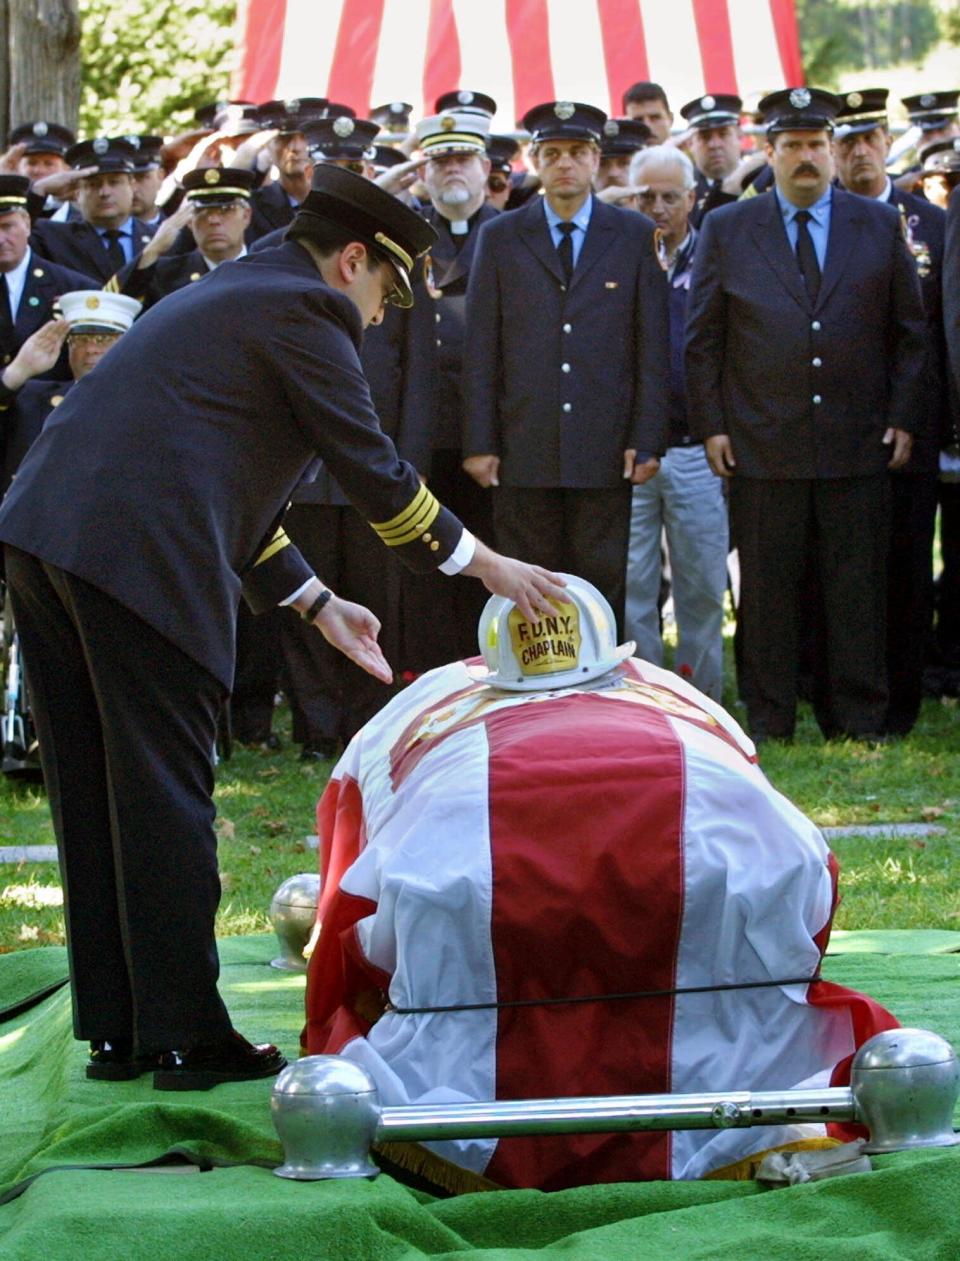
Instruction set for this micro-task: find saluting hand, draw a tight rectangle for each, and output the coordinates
[311,595,394,684]
[1,319,70,392]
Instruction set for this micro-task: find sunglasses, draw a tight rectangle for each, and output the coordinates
[487,173,510,193]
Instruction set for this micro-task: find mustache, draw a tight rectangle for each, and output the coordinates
[793,163,821,176]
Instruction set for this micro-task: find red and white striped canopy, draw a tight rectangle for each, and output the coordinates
[231,0,803,127]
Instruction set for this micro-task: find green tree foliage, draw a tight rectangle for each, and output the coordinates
[795,0,941,87]
[78,0,236,135]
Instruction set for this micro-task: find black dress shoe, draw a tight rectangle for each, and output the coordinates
[299,738,339,762]
[153,1029,287,1091]
[86,1038,158,1081]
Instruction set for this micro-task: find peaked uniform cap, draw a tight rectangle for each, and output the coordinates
[679,94,742,129]
[522,101,607,144]
[292,164,438,309]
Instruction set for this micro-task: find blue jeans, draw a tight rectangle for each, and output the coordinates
[625,445,728,700]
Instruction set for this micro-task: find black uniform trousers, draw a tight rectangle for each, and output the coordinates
[492,485,632,635]
[937,480,960,668]
[731,475,890,740]
[886,471,940,733]
[281,504,402,745]
[6,546,232,1052]
[400,449,495,672]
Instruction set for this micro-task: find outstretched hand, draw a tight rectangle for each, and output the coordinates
[312,594,393,683]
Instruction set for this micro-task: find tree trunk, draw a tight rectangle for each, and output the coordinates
[1,0,81,144]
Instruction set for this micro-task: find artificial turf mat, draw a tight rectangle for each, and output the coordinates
[1,933,958,1260]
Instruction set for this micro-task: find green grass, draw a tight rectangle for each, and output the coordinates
[0,678,957,952]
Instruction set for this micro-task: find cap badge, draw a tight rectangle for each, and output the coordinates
[701,95,716,111]
[125,135,141,148]
[457,91,474,105]
[789,88,812,110]
[603,120,619,137]
[93,137,109,155]
[846,92,863,109]
[440,113,457,131]
[920,94,936,108]
[390,102,405,113]
[204,168,221,184]
[285,99,300,113]
[33,122,48,137]
[333,116,354,137]
[85,296,100,310]
[554,101,575,120]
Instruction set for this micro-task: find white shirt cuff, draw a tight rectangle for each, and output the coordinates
[280,578,314,607]
[439,529,476,576]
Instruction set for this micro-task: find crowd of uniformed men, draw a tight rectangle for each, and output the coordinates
[1,77,958,753]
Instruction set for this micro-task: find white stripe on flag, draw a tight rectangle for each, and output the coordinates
[276,0,345,97]
[368,0,433,116]
[729,0,790,96]
[454,0,518,128]
[546,0,609,112]
[638,0,703,111]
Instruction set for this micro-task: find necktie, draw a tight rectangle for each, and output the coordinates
[556,221,575,286]
[0,274,12,344]
[794,210,821,302]
[102,228,126,271]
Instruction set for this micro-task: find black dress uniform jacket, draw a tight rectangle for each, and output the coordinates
[0,251,96,375]
[249,182,299,242]
[112,248,213,310]
[685,187,927,475]
[0,241,463,691]
[30,216,156,284]
[464,195,670,487]
[0,376,73,490]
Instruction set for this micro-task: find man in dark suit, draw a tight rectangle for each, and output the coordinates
[0,175,95,376]
[112,168,255,309]
[464,101,670,629]
[399,107,501,668]
[679,95,743,228]
[0,166,563,1090]
[247,98,343,241]
[686,87,927,742]
[30,137,155,282]
[832,88,949,734]
[0,290,140,487]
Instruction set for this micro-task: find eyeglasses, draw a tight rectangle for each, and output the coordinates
[68,333,121,346]
[636,190,686,208]
[487,174,510,193]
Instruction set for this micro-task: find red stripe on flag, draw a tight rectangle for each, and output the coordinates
[483,694,684,1189]
[597,0,649,116]
[768,0,804,85]
[305,775,382,1055]
[506,0,554,125]
[691,0,738,94]
[230,0,288,101]
[423,0,461,117]
[326,0,386,116]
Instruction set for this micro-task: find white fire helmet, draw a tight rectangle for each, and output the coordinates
[477,574,635,692]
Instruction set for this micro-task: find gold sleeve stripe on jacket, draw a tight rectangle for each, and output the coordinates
[375,496,442,546]
[254,527,291,566]
[103,275,121,293]
[370,483,431,535]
